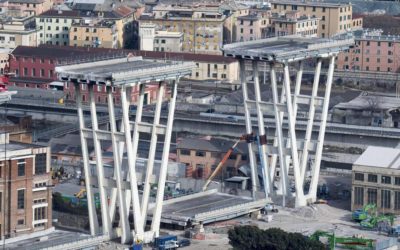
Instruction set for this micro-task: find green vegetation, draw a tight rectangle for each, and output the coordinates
[228,226,325,250]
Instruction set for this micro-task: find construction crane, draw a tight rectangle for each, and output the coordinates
[202,133,267,193]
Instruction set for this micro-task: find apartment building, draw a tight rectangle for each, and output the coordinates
[36,10,81,46]
[236,11,270,42]
[352,146,400,214]
[70,19,118,49]
[271,11,319,37]
[37,6,135,48]
[140,4,227,55]
[270,0,353,37]
[176,137,248,179]
[0,133,52,239]
[336,32,400,73]
[139,23,183,52]
[0,16,38,49]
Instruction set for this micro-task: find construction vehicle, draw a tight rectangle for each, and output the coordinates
[59,189,101,209]
[360,214,395,231]
[202,133,267,192]
[153,235,178,250]
[310,230,375,250]
[352,203,377,222]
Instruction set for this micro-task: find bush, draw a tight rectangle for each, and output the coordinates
[228,226,325,250]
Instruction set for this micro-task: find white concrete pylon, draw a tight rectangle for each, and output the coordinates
[75,82,99,236]
[252,61,271,197]
[88,85,112,237]
[239,60,259,199]
[151,79,179,235]
[107,86,131,243]
[308,55,336,202]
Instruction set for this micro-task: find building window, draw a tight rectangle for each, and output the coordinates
[368,174,377,183]
[381,190,391,209]
[395,177,400,185]
[367,188,377,205]
[17,219,24,225]
[34,207,46,220]
[17,159,25,176]
[354,187,364,206]
[17,189,25,209]
[354,173,364,181]
[35,153,47,175]
[180,149,190,156]
[24,67,28,76]
[161,39,166,44]
[395,192,400,210]
[32,68,36,77]
[381,175,391,184]
[195,151,205,157]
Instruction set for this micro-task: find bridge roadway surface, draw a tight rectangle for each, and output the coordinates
[1,98,400,146]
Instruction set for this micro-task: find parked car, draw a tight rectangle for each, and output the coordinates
[178,239,191,247]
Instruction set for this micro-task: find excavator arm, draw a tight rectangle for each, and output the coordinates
[202,140,241,191]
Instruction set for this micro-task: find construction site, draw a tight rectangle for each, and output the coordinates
[1,35,400,250]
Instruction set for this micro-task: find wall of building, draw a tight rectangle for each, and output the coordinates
[352,165,400,214]
[69,24,117,49]
[36,15,79,46]
[0,145,52,239]
[140,18,225,55]
[8,0,53,16]
[337,37,400,73]
[177,148,246,179]
[191,61,239,83]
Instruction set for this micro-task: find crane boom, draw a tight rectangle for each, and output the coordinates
[202,139,241,191]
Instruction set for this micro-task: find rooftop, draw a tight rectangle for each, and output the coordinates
[56,56,195,86]
[269,0,351,8]
[222,35,354,63]
[334,93,400,111]
[354,146,400,169]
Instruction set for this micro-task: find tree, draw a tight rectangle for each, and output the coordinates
[228,226,326,250]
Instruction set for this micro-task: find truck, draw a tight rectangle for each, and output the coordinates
[153,235,178,250]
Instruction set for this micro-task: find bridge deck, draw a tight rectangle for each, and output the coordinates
[148,190,268,226]
[56,56,195,86]
[223,36,354,62]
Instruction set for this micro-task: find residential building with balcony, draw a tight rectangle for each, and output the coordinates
[352,146,400,214]
[0,133,52,239]
[270,1,353,37]
[69,19,118,49]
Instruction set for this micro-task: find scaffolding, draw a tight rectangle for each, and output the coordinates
[223,35,354,207]
[56,56,195,243]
